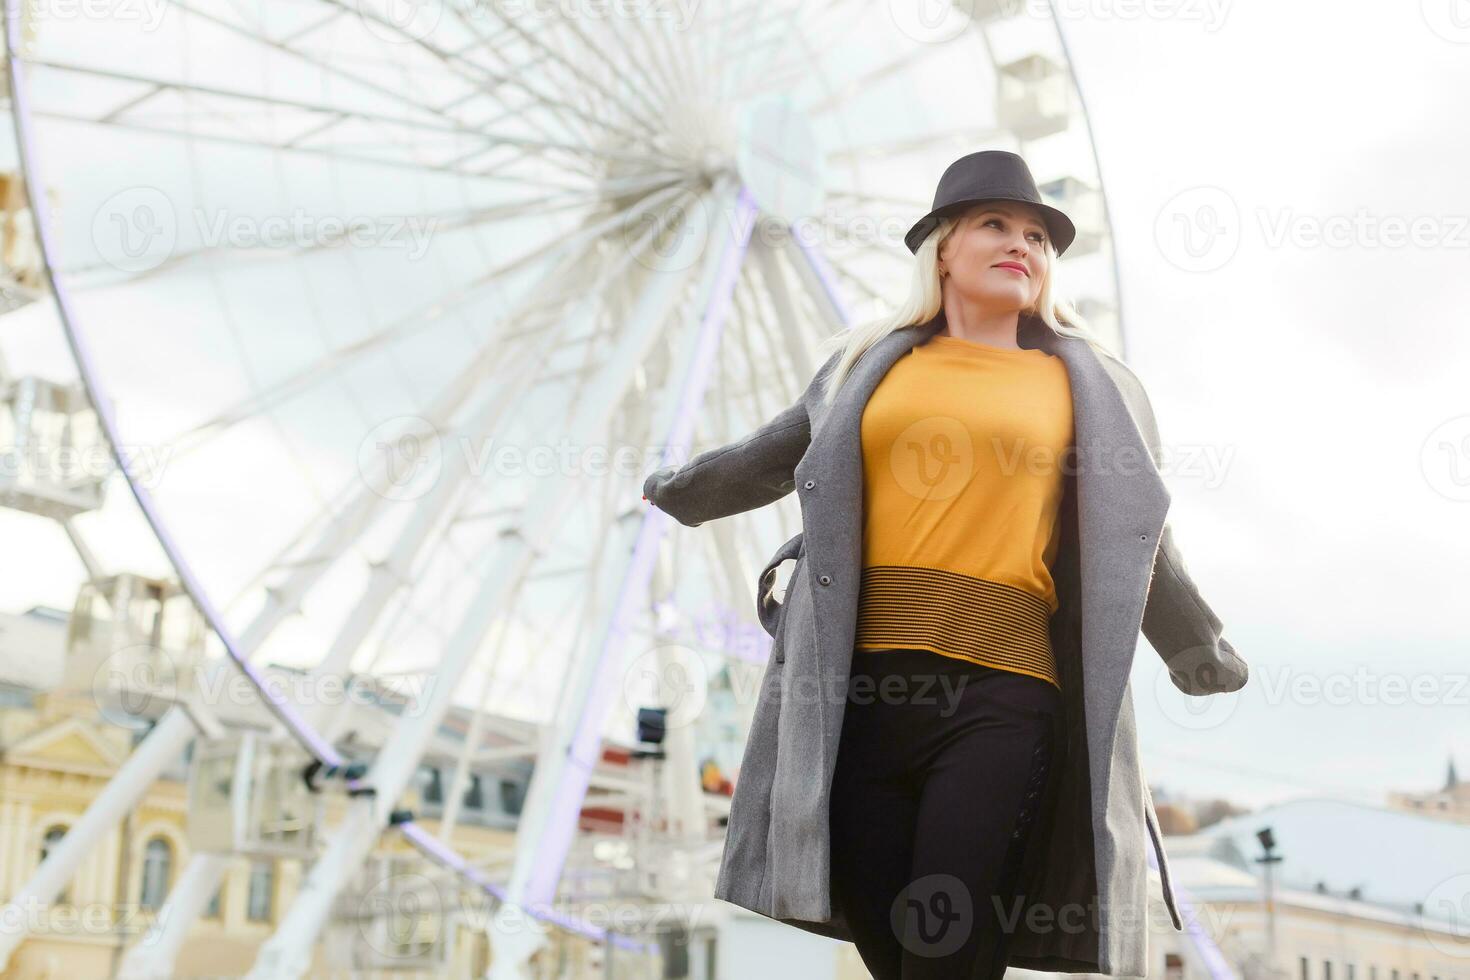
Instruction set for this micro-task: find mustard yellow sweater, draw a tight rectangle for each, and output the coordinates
[854,332,1074,689]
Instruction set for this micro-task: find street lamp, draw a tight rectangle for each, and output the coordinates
[1255,827,1284,980]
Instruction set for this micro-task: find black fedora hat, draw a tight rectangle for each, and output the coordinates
[904,149,1076,256]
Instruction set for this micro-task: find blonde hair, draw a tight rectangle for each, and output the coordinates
[814,207,1115,407]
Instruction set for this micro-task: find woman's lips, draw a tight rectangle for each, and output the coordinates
[994,263,1029,276]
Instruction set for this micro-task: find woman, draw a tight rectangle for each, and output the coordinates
[643,150,1248,979]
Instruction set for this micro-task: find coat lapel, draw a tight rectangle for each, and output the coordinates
[792,311,1172,757]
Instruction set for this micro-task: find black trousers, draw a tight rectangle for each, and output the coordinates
[829,648,1063,980]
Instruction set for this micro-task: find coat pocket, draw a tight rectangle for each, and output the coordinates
[755,530,805,642]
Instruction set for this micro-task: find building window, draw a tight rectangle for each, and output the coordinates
[247,860,274,923]
[1349,966,1356,980]
[205,883,223,920]
[139,838,172,910]
[1325,962,1333,980]
[500,778,525,817]
[40,826,72,904]
[1301,958,1310,980]
[465,774,484,810]
[418,765,443,805]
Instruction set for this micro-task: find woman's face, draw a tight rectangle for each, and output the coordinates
[937,202,1050,312]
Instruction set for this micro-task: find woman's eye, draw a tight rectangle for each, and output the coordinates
[987,217,1044,243]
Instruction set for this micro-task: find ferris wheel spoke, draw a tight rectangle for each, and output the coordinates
[27,103,604,193]
[437,609,515,841]
[415,0,662,151]
[147,178,697,455]
[435,6,607,157]
[222,281,587,647]
[163,182,702,614]
[25,58,480,139]
[836,240,925,267]
[462,7,666,143]
[54,178,648,288]
[304,3,615,158]
[738,0,880,97]
[804,41,972,119]
[748,237,818,384]
[824,125,1011,163]
[223,236,655,678]
[826,187,935,211]
[596,15,685,119]
[719,0,806,87]
[528,13,669,132]
[720,1,809,94]
[22,57,637,181]
[158,0,480,130]
[812,248,889,307]
[689,0,760,102]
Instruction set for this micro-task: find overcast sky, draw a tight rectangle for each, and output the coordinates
[1059,2,1470,810]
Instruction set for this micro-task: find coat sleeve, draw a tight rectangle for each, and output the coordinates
[1105,353,1250,697]
[642,352,839,528]
[1142,523,1250,696]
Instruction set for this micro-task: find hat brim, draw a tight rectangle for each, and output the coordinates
[904,197,1076,257]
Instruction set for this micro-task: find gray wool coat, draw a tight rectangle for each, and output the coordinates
[642,311,1249,977]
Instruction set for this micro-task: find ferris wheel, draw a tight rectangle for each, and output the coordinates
[0,1,1148,977]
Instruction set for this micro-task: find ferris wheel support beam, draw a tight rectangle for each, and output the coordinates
[651,559,717,847]
[1,204,614,968]
[115,354,555,980]
[482,179,758,980]
[244,182,741,980]
[437,624,510,843]
[1,477,393,972]
[748,235,818,379]
[116,216,672,976]
[787,234,853,331]
[0,323,529,971]
[115,852,233,979]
